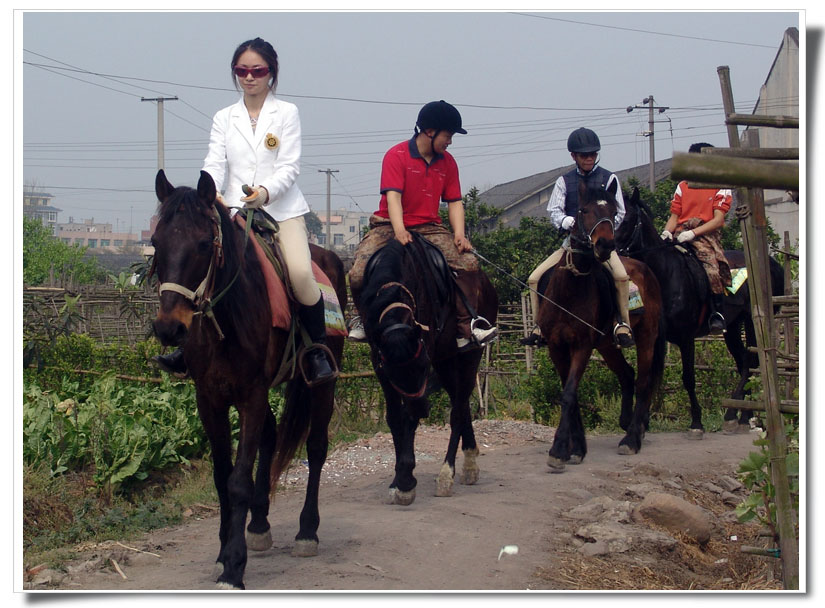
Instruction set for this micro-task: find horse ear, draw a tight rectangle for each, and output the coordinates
[630,187,640,205]
[197,171,217,205]
[155,169,174,202]
[606,178,618,197]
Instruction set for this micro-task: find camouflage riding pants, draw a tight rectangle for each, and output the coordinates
[348,215,482,338]
[674,218,732,295]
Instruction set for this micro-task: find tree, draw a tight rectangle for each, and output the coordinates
[23,216,104,286]
[304,210,323,238]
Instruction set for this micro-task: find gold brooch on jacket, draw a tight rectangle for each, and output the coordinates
[265,134,279,150]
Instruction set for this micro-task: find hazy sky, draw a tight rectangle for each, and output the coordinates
[19,10,802,236]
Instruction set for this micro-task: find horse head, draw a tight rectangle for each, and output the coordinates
[362,240,431,400]
[151,169,225,347]
[572,178,618,264]
[615,186,658,256]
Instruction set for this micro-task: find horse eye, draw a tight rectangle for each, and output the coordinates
[197,239,213,255]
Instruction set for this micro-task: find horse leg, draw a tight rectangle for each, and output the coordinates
[292,382,334,557]
[215,393,268,590]
[598,345,644,453]
[384,386,419,505]
[195,393,234,581]
[547,347,589,472]
[678,340,705,438]
[723,319,755,432]
[245,406,276,552]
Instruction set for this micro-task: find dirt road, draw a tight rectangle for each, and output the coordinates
[42,420,778,592]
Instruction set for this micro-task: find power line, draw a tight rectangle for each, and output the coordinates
[508,12,781,49]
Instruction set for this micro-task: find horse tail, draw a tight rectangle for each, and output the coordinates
[269,378,313,491]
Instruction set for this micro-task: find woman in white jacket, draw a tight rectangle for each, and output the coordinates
[154,37,334,384]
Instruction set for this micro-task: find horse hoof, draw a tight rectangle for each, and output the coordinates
[547,455,566,473]
[292,539,319,558]
[687,428,705,440]
[567,454,583,465]
[388,487,416,505]
[461,448,480,485]
[617,444,638,455]
[216,581,243,591]
[435,463,454,497]
[246,529,272,552]
[722,420,739,435]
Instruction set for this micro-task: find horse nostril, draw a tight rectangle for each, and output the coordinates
[153,318,188,346]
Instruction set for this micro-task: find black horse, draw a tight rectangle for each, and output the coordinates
[537,180,666,470]
[615,187,785,436]
[151,170,346,589]
[358,236,498,504]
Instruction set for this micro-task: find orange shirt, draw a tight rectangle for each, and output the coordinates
[670,181,732,225]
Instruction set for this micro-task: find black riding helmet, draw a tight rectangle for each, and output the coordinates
[567,127,601,153]
[416,100,468,135]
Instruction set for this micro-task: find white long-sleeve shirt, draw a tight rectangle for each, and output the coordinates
[546,168,625,230]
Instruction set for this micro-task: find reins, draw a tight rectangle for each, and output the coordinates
[470,248,605,337]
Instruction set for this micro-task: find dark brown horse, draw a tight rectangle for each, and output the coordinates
[537,180,666,471]
[151,170,345,590]
[615,188,785,436]
[357,235,498,504]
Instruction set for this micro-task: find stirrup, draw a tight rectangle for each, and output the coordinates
[519,327,546,347]
[613,323,635,348]
[709,312,726,334]
[470,316,498,346]
[298,343,339,387]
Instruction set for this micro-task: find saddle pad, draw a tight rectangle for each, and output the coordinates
[628,281,644,312]
[238,216,347,337]
[727,267,747,295]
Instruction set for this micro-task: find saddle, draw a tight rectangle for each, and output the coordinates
[234,212,346,337]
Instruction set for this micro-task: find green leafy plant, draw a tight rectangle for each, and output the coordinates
[735,417,799,543]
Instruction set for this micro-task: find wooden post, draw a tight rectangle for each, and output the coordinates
[717,66,798,590]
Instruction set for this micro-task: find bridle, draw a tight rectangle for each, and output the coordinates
[375,281,430,399]
[561,206,615,276]
[150,202,247,341]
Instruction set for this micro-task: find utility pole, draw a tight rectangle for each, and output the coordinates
[318,169,339,249]
[627,95,668,190]
[141,97,178,172]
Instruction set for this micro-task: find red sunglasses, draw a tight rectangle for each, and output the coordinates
[233,66,270,79]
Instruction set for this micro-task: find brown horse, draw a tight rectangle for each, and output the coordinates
[151,170,345,590]
[357,235,498,504]
[537,179,666,471]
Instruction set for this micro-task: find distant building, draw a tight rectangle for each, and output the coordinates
[742,26,799,248]
[23,189,62,235]
[477,159,673,233]
[313,208,371,255]
[56,217,140,251]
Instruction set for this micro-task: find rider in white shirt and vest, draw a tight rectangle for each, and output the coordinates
[522,127,634,348]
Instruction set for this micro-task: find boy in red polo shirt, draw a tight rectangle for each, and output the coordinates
[661,142,733,333]
[348,100,497,350]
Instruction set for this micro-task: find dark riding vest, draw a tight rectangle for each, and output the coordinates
[562,166,613,217]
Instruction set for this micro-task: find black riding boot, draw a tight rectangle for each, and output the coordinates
[298,298,336,385]
[152,348,188,377]
[709,293,726,334]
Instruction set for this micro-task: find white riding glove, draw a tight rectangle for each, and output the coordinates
[677,230,696,243]
[240,185,269,209]
[660,229,673,241]
[561,216,575,231]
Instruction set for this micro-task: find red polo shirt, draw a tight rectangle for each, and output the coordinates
[374,137,462,226]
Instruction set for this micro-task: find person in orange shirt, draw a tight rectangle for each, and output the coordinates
[661,142,733,333]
